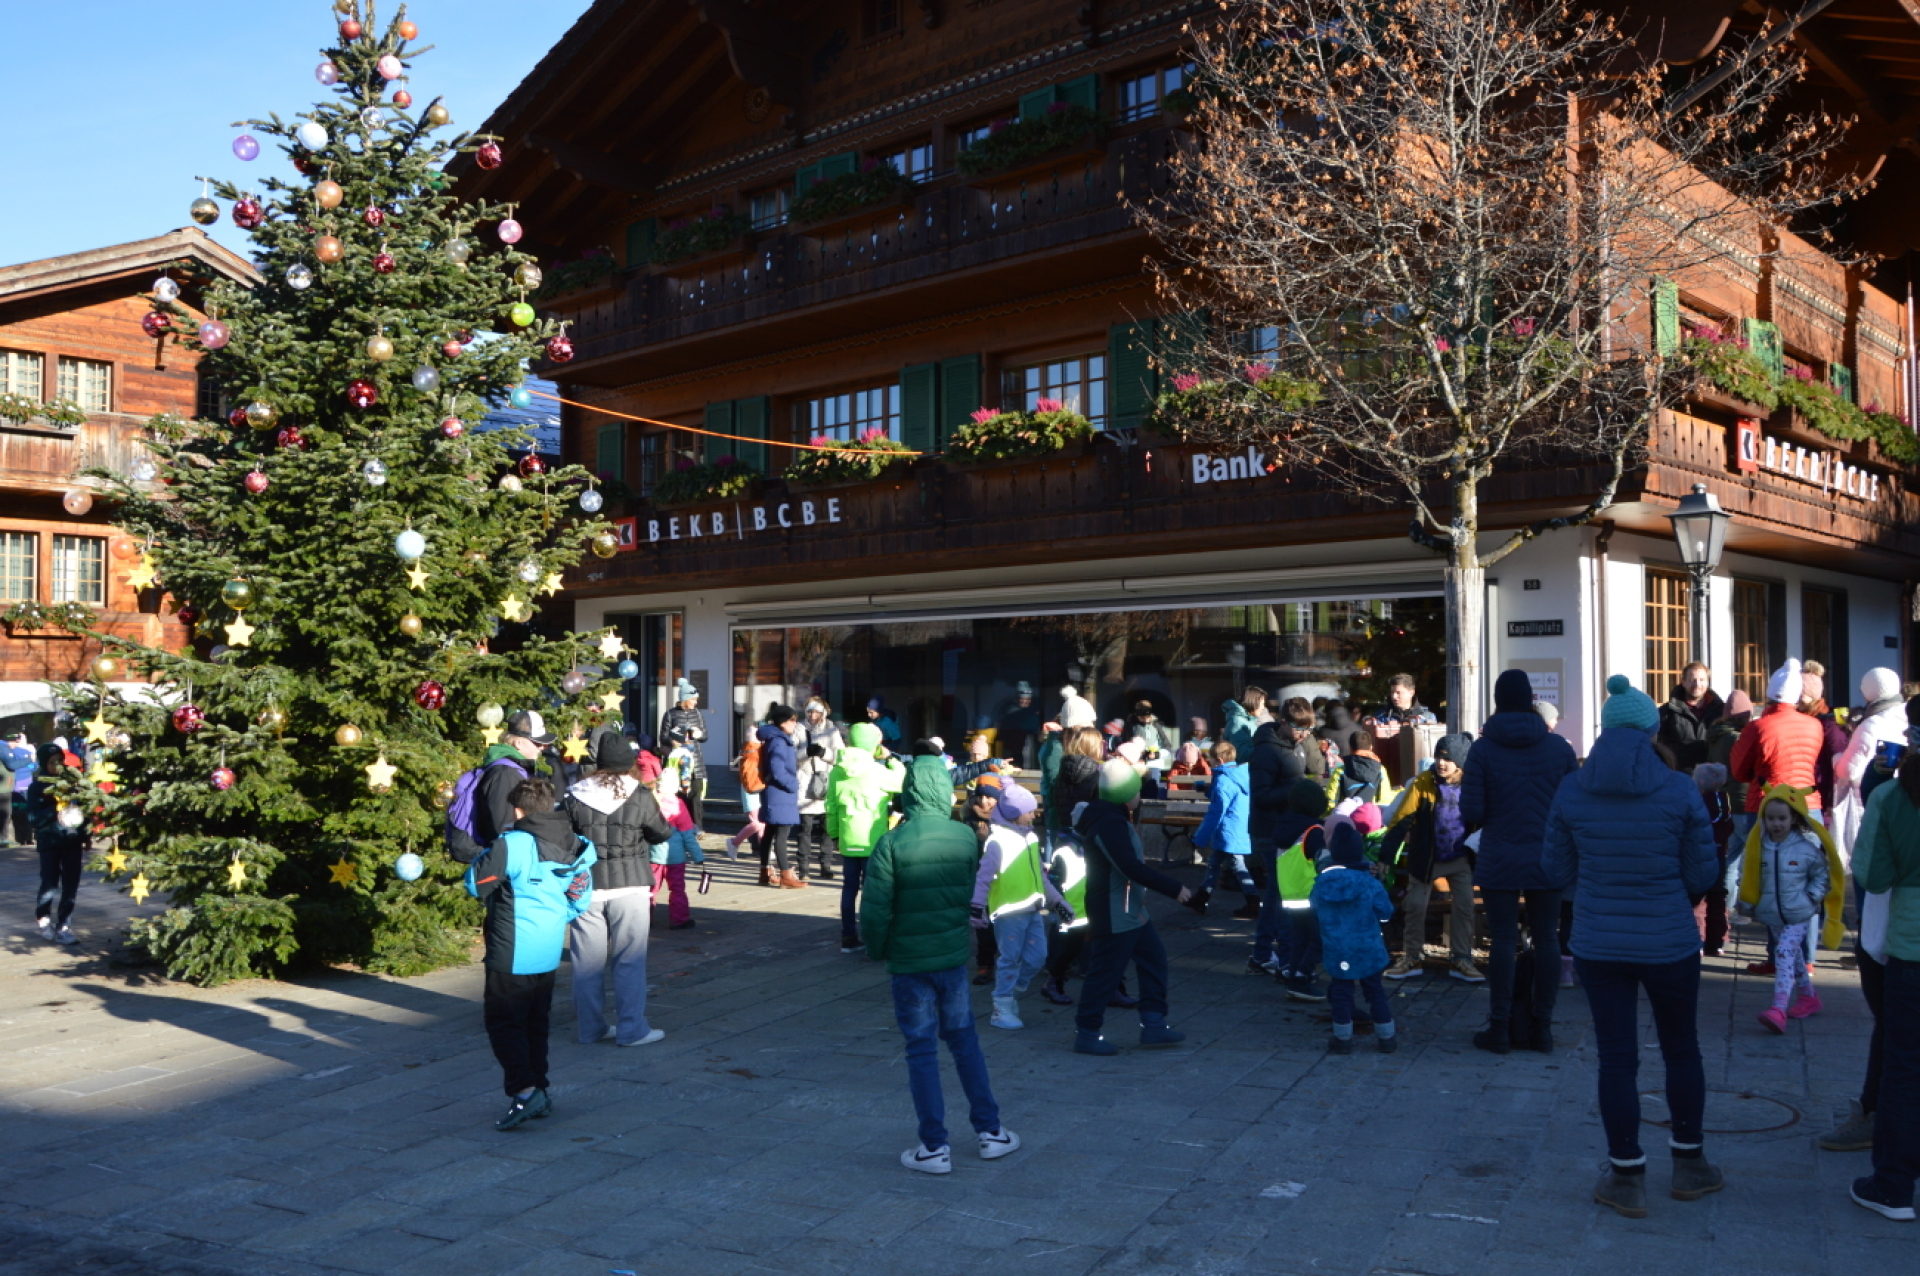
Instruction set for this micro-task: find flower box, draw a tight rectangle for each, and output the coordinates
[788,190,918,240]
[1685,379,1772,420]
[648,235,756,277]
[964,133,1107,187]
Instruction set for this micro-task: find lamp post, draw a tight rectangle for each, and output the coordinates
[1666,483,1731,669]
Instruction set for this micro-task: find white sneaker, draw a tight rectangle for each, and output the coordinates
[591,1025,616,1043]
[36,917,54,941]
[54,925,77,946]
[978,1127,1020,1160]
[901,1143,952,1174]
[989,997,1023,1030]
[619,1028,666,1047]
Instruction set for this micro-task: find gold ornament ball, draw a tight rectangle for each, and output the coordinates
[258,706,289,733]
[315,234,344,264]
[335,723,364,747]
[221,578,255,610]
[515,262,543,290]
[433,780,455,809]
[424,103,450,128]
[91,654,122,680]
[190,197,220,225]
[366,334,394,362]
[399,612,423,637]
[244,400,278,429]
[591,531,620,559]
[314,180,344,210]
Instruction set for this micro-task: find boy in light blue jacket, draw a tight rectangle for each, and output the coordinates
[1187,742,1258,919]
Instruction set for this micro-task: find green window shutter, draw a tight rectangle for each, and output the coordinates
[733,396,769,473]
[1743,318,1784,381]
[900,363,940,453]
[1019,86,1059,121]
[703,400,734,467]
[595,422,625,483]
[818,152,859,181]
[940,355,981,449]
[1108,320,1158,430]
[1651,278,1679,356]
[795,161,822,193]
[624,217,656,267]
[1058,74,1100,113]
[1831,363,1854,404]
[1158,309,1210,379]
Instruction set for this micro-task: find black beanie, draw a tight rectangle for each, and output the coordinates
[911,738,945,758]
[595,733,636,774]
[1328,822,1366,870]
[1434,732,1474,763]
[1288,778,1330,817]
[766,704,796,727]
[1494,668,1534,714]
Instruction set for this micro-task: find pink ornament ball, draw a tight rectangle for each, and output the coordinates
[372,252,396,274]
[364,206,385,228]
[233,135,260,162]
[378,55,404,80]
[439,416,465,438]
[497,219,523,245]
[244,469,270,494]
[232,198,265,230]
[198,320,230,350]
[476,141,503,170]
[315,60,339,85]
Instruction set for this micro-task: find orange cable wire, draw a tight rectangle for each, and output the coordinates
[530,389,922,456]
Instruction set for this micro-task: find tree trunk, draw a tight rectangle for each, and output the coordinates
[1443,478,1486,733]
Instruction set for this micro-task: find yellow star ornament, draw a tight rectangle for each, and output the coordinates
[561,732,590,762]
[224,616,256,647]
[597,688,625,714]
[104,849,129,875]
[87,757,120,786]
[84,711,114,745]
[405,564,430,590]
[596,629,623,660]
[328,859,357,886]
[126,555,158,591]
[479,725,504,746]
[539,571,563,597]
[128,873,152,905]
[226,859,248,889]
[500,593,528,623]
[365,754,398,791]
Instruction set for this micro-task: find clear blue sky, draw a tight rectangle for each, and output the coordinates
[0,0,593,268]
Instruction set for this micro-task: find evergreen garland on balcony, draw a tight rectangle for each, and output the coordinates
[0,393,89,428]
[1147,366,1325,439]
[789,163,917,225]
[649,454,759,505]
[648,211,752,265]
[955,103,1106,178]
[530,250,616,301]
[1680,329,1779,410]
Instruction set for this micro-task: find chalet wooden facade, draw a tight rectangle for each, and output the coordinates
[0,229,254,732]
[457,0,1920,765]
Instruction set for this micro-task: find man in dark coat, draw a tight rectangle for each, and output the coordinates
[1657,662,1724,773]
[1246,717,1309,973]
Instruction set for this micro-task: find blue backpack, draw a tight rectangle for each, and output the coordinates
[445,756,524,862]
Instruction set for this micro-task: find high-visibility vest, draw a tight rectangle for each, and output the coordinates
[985,829,1047,920]
[1276,824,1323,909]
[1046,835,1089,930]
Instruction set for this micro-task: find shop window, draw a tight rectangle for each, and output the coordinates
[1644,567,1689,697]
[1733,579,1770,704]
[749,187,789,231]
[1117,64,1191,122]
[57,358,111,413]
[802,382,900,442]
[0,531,36,601]
[51,535,104,605]
[863,0,900,38]
[878,141,934,183]
[1,349,43,399]
[1803,586,1847,696]
[1001,354,1106,428]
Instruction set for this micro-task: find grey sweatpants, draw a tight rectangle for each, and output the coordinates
[569,888,652,1044]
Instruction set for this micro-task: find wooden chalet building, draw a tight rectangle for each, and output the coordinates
[0,229,254,736]
[457,0,1920,777]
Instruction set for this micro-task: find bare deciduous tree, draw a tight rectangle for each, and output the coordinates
[1135,0,1862,728]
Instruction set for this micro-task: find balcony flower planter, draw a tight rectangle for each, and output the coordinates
[788,190,918,240]
[1686,379,1773,420]
[646,456,762,508]
[531,253,618,305]
[648,235,756,277]
[964,133,1107,187]
[957,104,1110,185]
[782,430,917,488]
[943,438,1096,473]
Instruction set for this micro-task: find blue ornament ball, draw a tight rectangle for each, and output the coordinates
[395,852,425,882]
[393,528,427,561]
[508,385,533,409]
[617,659,639,680]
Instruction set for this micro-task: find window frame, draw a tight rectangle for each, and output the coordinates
[877,140,935,183]
[1116,63,1193,123]
[748,186,790,232]
[57,356,112,413]
[798,381,902,443]
[1,348,45,400]
[1643,566,1690,698]
[1000,351,1108,429]
[50,534,105,605]
[0,530,37,602]
[1732,578,1770,705]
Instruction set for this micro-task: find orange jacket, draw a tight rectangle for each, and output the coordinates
[1729,704,1825,812]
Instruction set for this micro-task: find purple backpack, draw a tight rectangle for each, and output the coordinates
[445,756,523,862]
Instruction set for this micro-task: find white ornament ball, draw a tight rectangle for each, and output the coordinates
[360,105,385,130]
[130,456,158,483]
[363,458,389,486]
[475,703,505,728]
[445,239,471,265]
[498,474,523,493]
[296,120,329,150]
[286,263,313,290]
[152,277,181,303]
[517,557,541,583]
[411,366,441,393]
[394,852,424,881]
[315,60,340,85]
[393,529,427,561]
[57,805,85,830]
[377,55,404,80]
[579,489,604,514]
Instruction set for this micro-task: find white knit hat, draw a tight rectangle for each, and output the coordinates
[1059,685,1096,730]
[1861,666,1902,704]
[1766,659,1803,706]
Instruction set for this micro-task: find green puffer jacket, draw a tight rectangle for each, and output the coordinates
[825,722,905,856]
[860,756,978,974]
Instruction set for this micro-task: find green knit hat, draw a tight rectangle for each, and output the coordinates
[1601,673,1659,732]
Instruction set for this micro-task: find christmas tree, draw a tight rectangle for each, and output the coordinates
[58,0,623,986]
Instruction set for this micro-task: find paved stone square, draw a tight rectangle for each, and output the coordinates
[0,840,1907,1275]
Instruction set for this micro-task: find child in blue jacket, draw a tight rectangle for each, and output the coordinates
[1310,823,1397,1054]
[466,777,597,1131]
[1187,742,1257,919]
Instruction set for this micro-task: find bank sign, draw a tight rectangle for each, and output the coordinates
[615,496,849,549]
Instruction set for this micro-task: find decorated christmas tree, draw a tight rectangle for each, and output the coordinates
[59,0,625,985]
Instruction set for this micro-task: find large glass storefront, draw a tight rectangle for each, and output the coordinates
[729,595,1443,763]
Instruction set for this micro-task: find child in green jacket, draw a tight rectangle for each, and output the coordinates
[825,721,905,952]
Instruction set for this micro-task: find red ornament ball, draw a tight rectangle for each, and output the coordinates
[140,311,171,338]
[363,206,385,228]
[346,379,378,410]
[413,680,447,710]
[227,406,249,429]
[171,704,206,733]
[232,198,264,230]
[476,141,503,170]
[439,416,465,438]
[339,18,362,38]
[545,334,575,364]
[440,339,463,359]
[209,767,236,792]
[393,89,413,109]
[244,469,270,494]
[372,252,396,274]
[455,329,473,345]
[174,603,199,627]
[274,425,308,451]
[518,454,547,477]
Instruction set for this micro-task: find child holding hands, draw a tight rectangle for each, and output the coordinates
[1726,784,1845,1033]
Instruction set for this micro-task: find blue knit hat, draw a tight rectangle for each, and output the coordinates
[1601,674,1659,732]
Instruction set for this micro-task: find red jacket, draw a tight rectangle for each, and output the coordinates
[1729,704,1825,811]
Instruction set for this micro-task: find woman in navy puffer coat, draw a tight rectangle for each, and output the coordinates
[1461,669,1578,1053]
[756,709,804,887]
[1542,675,1722,1217]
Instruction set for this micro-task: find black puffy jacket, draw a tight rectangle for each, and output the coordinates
[659,706,708,777]
[564,778,674,892]
[1247,721,1307,842]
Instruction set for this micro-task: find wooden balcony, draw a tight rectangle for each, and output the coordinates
[0,412,156,495]
[547,127,1187,386]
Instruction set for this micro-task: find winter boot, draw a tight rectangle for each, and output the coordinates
[1819,1100,1875,1152]
[1473,1022,1512,1055]
[1072,1030,1119,1056]
[758,864,774,887]
[1138,1013,1185,1047]
[1230,897,1261,920]
[990,996,1024,1030]
[1530,1023,1555,1054]
[1593,1168,1649,1218]
[1327,1035,1354,1056]
[778,869,809,890]
[1040,977,1074,1006]
[1669,1154,1724,1201]
[1183,888,1211,916]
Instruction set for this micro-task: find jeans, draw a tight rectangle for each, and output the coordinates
[1859,942,1886,1114]
[1578,953,1705,1163]
[485,968,556,1094]
[1869,955,1920,1206]
[1251,838,1283,962]
[1328,974,1393,1034]
[1399,861,1475,963]
[839,855,867,941]
[37,845,83,927]
[1284,906,1321,980]
[1483,888,1561,1024]
[1200,851,1256,895]
[568,890,651,1043]
[1076,923,1170,1035]
[992,910,1049,997]
[797,813,835,875]
[891,964,1001,1150]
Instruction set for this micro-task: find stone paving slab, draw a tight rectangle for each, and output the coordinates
[0,841,1911,1274]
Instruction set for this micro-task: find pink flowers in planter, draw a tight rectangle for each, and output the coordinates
[970,406,1002,424]
[1433,338,1451,354]
[858,427,888,443]
[1788,365,1815,384]
[1242,362,1272,382]
[1034,397,1065,413]
[1511,317,1536,338]
[1171,373,1204,392]
[810,434,833,448]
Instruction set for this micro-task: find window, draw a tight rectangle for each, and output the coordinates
[638,432,665,497]
[748,187,789,231]
[197,372,229,423]
[862,0,900,38]
[1002,354,1107,428]
[1733,580,1770,705]
[51,535,104,605]
[802,383,900,442]
[1803,587,1837,677]
[879,142,934,183]
[1117,63,1191,123]
[57,358,111,412]
[1,349,43,400]
[956,122,996,153]
[0,532,35,602]
[1644,568,1690,697]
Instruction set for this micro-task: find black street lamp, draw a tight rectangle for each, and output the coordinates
[1666,483,1731,669]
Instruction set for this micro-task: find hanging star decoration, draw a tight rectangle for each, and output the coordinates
[406,564,430,590]
[539,571,564,597]
[500,593,528,622]
[598,688,625,714]
[104,849,128,875]
[87,756,120,786]
[126,554,158,591]
[226,859,248,889]
[84,710,114,745]
[328,858,358,886]
[128,873,152,904]
[480,725,504,746]
[561,729,590,762]
[365,754,398,791]
[224,616,256,646]
[596,629,623,660]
